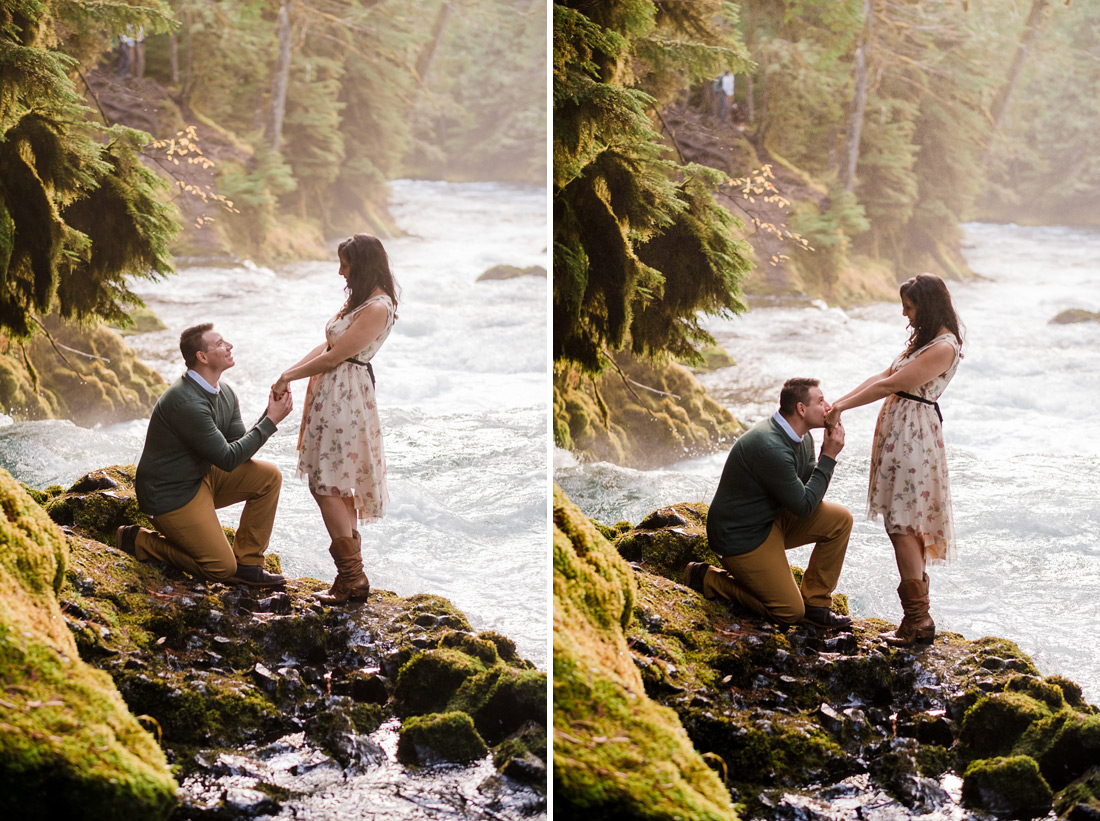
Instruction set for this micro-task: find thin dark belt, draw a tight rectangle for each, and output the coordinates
[328,346,375,387]
[895,391,941,422]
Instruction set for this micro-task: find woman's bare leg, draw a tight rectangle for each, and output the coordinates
[889,531,926,581]
[313,492,355,540]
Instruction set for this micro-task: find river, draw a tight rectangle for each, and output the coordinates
[557,221,1100,707]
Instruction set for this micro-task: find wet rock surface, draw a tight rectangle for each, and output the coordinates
[558,494,1100,820]
[45,468,546,819]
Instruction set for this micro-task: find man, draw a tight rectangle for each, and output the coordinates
[719,70,735,121]
[116,323,293,587]
[686,377,854,629]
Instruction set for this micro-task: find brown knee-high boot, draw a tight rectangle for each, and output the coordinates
[315,535,371,604]
[883,573,935,646]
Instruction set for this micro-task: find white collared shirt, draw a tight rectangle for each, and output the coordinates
[186,369,220,395]
[773,411,803,442]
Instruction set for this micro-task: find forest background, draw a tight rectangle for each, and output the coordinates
[0,0,546,422]
[553,0,1097,467]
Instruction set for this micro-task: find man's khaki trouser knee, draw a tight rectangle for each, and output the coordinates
[703,501,853,625]
[134,460,281,581]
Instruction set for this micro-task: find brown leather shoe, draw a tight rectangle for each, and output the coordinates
[802,605,853,630]
[684,561,710,595]
[114,525,139,557]
[228,564,286,588]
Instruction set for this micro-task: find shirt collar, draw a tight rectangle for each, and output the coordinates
[186,369,220,394]
[773,411,803,442]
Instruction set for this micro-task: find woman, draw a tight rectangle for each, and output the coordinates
[272,234,398,604]
[825,273,963,646]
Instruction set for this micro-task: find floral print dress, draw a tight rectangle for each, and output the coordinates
[867,333,961,565]
[297,294,394,522]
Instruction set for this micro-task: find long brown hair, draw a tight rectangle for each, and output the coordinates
[900,273,963,357]
[337,234,399,318]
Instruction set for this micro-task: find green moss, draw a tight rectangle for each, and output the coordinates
[961,756,1053,818]
[1005,675,1066,711]
[349,703,383,735]
[393,648,486,716]
[397,712,488,765]
[553,486,738,821]
[553,355,742,470]
[477,630,523,664]
[1054,768,1100,816]
[915,745,951,778]
[0,468,176,818]
[438,631,500,665]
[959,692,1052,762]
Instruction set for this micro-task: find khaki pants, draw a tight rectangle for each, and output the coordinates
[703,501,852,625]
[134,460,281,581]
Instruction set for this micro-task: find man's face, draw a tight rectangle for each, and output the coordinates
[800,386,828,428]
[199,330,234,372]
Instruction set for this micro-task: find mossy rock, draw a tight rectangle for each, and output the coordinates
[553,485,738,820]
[392,648,487,717]
[1028,711,1100,792]
[0,468,176,819]
[109,306,168,336]
[466,667,547,746]
[683,344,737,373]
[493,721,547,786]
[1055,766,1100,817]
[961,755,1053,818]
[553,353,742,470]
[1050,308,1100,325]
[613,503,717,581]
[476,264,547,281]
[959,692,1052,762]
[438,631,501,665]
[396,711,488,765]
[0,315,167,426]
[45,467,152,544]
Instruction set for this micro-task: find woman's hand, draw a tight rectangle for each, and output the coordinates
[271,375,290,399]
[825,404,842,428]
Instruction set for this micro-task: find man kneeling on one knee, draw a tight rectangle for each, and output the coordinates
[116,323,293,587]
[686,377,854,629]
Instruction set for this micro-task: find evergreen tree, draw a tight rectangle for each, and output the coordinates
[0,0,177,336]
[554,0,753,373]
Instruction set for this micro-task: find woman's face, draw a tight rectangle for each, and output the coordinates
[338,254,350,281]
[901,295,917,328]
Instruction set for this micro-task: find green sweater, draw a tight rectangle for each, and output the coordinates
[706,415,836,556]
[135,375,277,516]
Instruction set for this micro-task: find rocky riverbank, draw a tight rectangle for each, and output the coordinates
[6,467,546,818]
[554,486,1100,820]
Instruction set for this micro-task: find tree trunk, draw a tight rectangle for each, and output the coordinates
[416,2,452,85]
[840,0,873,193]
[267,0,293,153]
[989,0,1051,135]
[169,33,179,85]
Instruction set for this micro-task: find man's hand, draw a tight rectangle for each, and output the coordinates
[265,387,293,425]
[821,419,845,459]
